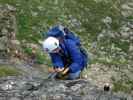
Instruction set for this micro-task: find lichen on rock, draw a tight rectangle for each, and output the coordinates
[0,4,18,59]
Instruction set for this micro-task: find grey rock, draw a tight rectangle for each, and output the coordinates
[6,4,16,11]
[0,36,8,50]
[121,2,133,17]
[10,97,20,100]
[1,28,8,35]
[0,4,21,60]
[102,16,112,24]
[0,77,132,100]
[10,40,20,45]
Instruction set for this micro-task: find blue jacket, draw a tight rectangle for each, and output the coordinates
[49,39,86,73]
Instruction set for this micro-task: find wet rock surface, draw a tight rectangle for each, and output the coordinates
[0,76,132,100]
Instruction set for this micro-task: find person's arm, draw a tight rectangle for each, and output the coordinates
[49,53,64,70]
[65,40,83,73]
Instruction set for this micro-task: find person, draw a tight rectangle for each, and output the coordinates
[42,25,88,80]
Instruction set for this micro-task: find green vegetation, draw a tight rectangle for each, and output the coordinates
[35,49,51,65]
[23,47,33,55]
[0,0,132,93]
[23,46,51,65]
[113,79,133,93]
[0,0,123,43]
[0,65,20,77]
[127,15,133,21]
[0,0,126,65]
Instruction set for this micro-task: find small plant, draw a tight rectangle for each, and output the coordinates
[35,49,52,65]
[23,47,33,55]
[112,79,133,93]
[35,51,45,64]
[23,46,51,65]
[0,66,21,77]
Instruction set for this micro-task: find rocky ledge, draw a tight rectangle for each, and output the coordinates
[0,76,132,100]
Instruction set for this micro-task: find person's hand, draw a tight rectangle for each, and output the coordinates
[61,67,69,75]
[48,67,56,73]
[56,67,69,79]
[55,68,64,72]
[57,67,69,74]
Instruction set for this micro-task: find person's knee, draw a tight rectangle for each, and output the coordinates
[68,70,81,80]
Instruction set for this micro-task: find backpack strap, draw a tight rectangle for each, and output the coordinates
[79,46,89,69]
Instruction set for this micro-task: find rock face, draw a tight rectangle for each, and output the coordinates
[0,2,132,100]
[0,76,132,100]
[0,5,17,59]
[121,0,133,17]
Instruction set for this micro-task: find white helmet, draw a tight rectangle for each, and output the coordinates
[43,37,59,53]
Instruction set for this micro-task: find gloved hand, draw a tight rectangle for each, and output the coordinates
[55,67,65,72]
[55,67,69,74]
[48,67,56,73]
[61,67,69,75]
[48,67,69,79]
[56,67,69,79]
[48,67,65,73]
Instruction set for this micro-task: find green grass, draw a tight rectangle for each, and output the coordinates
[0,0,132,93]
[113,79,133,93]
[0,0,124,43]
[0,65,21,77]
[127,15,133,21]
[23,47,33,55]
[23,46,51,65]
[0,0,131,66]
